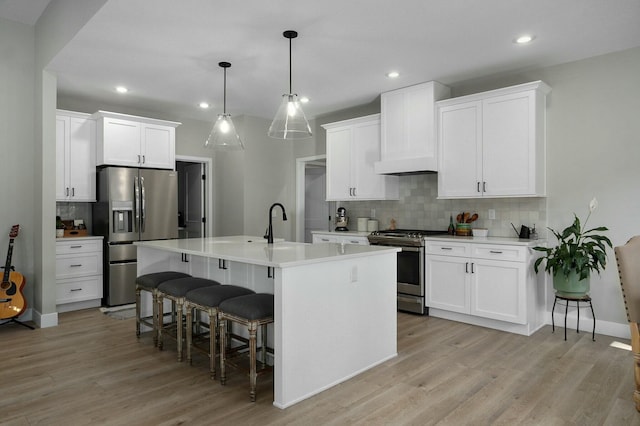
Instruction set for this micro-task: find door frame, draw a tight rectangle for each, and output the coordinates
[176,155,213,238]
[295,154,327,242]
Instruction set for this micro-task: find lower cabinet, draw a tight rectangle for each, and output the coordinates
[426,239,541,335]
[55,237,103,312]
[311,232,369,245]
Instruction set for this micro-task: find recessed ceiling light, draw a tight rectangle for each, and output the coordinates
[386,71,400,78]
[115,86,128,93]
[199,102,210,109]
[299,97,309,103]
[514,35,535,44]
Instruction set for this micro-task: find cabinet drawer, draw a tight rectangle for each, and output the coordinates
[56,276,102,304]
[472,244,526,262]
[312,234,337,243]
[426,241,470,257]
[56,239,101,254]
[56,252,103,279]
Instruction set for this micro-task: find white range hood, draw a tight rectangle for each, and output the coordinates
[374,81,451,175]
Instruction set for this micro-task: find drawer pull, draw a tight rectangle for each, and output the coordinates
[321,238,330,242]
[70,264,83,267]
[441,247,453,250]
[70,288,83,292]
[490,250,503,254]
[70,245,83,249]
[349,240,359,244]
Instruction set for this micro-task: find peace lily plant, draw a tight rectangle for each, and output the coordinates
[533,198,612,296]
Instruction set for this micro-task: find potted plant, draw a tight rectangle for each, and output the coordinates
[533,198,612,297]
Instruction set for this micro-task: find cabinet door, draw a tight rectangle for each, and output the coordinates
[141,123,175,169]
[325,127,352,200]
[482,91,536,196]
[101,118,141,167]
[68,117,96,201]
[470,258,527,324]
[351,120,386,199]
[56,116,70,200]
[426,254,469,313]
[438,101,482,198]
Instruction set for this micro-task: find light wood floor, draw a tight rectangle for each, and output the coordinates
[1,309,639,425]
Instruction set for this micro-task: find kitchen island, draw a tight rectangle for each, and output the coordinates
[135,236,399,409]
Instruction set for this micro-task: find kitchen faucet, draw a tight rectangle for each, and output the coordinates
[265,203,287,244]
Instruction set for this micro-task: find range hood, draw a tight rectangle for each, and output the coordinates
[374,81,450,175]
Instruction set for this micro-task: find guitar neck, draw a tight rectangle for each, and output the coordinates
[3,240,14,283]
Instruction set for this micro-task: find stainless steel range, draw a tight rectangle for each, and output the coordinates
[367,229,447,314]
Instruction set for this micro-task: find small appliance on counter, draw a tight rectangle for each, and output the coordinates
[335,207,348,231]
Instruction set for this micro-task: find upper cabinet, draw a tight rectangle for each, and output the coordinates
[93,111,181,169]
[56,110,96,202]
[323,114,399,201]
[375,81,451,174]
[436,81,551,199]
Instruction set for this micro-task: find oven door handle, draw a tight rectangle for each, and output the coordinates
[400,246,422,252]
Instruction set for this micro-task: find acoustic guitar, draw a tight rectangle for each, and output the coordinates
[0,225,26,319]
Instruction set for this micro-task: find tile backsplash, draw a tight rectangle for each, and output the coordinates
[341,174,547,238]
[56,202,93,233]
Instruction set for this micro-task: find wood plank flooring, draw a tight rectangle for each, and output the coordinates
[1,309,639,425]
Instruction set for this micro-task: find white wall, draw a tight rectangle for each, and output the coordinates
[0,18,36,312]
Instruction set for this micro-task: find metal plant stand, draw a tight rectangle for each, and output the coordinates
[552,293,596,341]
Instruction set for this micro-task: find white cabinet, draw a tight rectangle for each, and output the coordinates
[324,114,398,201]
[376,81,450,174]
[312,232,369,245]
[55,237,103,312]
[93,111,181,169]
[56,110,96,202]
[426,239,541,335]
[437,81,551,198]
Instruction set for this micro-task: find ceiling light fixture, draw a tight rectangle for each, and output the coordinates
[204,61,244,151]
[115,86,128,93]
[387,71,400,78]
[199,102,210,109]
[515,35,535,44]
[268,30,312,140]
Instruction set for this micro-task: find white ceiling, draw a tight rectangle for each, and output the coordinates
[4,0,640,123]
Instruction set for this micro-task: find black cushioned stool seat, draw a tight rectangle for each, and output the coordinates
[184,285,256,379]
[218,293,274,401]
[135,271,192,345]
[157,277,221,361]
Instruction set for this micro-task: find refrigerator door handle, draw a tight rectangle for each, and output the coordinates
[134,176,140,232]
[140,176,146,233]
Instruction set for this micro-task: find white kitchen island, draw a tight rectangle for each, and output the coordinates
[135,236,399,409]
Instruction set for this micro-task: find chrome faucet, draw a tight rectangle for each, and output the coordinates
[265,203,287,244]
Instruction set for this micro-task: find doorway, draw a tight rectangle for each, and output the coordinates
[295,155,332,242]
[176,155,213,238]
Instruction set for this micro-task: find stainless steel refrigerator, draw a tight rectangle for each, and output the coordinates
[93,166,178,306]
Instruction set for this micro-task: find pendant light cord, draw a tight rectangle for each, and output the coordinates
[289,36,293,94]
[223,66,227,114]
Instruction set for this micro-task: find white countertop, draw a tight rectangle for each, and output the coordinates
[310,230,371,237]
[425,235,545,247]
[135,236,399,268]
[56,235,103,241]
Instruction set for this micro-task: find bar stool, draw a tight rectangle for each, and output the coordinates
[184,285,256,379]
[552,293,596,341]
[135,271,191,345]
[157,277,221,360]
[218,293,274,401]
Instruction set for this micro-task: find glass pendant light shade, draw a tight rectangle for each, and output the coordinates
[205,113,244,150]
[204,61,244,150]
[268,30,312,140]
[268,93,312,139]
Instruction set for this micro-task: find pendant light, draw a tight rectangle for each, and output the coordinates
[204,61,244,150]
[268,30,312,140]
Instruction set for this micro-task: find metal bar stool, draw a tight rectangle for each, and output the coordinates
[552,293,596,341]
[157,277,221,361]
[135,271,191,346]
[218,293,274,402]
[184,285,256,379]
